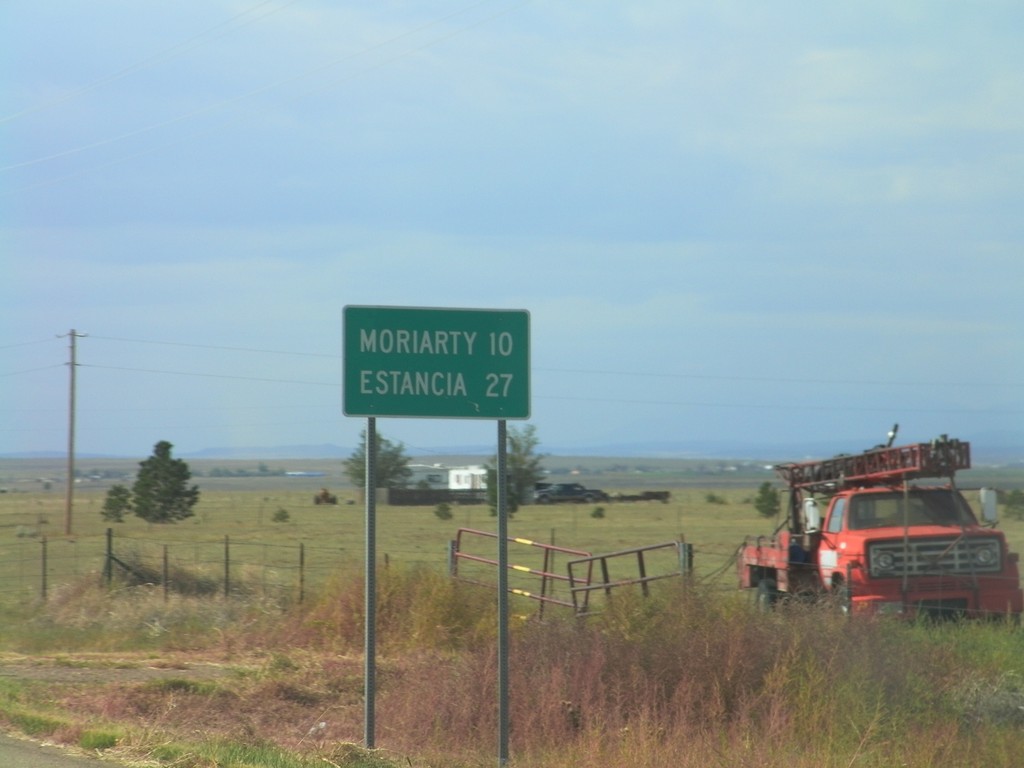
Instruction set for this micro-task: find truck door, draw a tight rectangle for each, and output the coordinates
[818,497,848,587]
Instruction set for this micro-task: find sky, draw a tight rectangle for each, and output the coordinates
[2,1,1023,460]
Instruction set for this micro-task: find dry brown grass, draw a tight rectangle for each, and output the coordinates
[5,567,1024,767]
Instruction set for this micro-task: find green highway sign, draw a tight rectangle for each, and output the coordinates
[343,306,530,419]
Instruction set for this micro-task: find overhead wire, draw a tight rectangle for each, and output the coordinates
[538,394,1021,415]
[87,334,336,358]
[6,359,1017,418]
[5,334,1019,411]
[79,363,336,388]
[3,0,531,188]
[63,334,1024,391]
[1,364,65,377]
[1,418,344,434]
[0,0,301,127]
[542,367,1024,390]
[0,338,63,350]
[3,333,1020,449]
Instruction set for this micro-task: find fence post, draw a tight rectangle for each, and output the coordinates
[163,545,169,602]
[224,535,230,599]
[636,550,649,597]
[677,537,694,577]
[447,540,457,577]
[40,536,47,602]
[299,542,305,604]
[104,527,113,586]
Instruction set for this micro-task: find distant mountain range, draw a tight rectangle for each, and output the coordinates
[4,434,1023,464]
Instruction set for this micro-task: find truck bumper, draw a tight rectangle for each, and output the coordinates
[851,589,1023,619]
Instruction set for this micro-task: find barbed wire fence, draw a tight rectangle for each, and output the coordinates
[0,529,449,604]
[1,526,743,612]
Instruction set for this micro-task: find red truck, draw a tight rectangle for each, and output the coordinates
[738,434,1023,619]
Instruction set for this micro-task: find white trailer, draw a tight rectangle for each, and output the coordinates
[408,464,450,489]
[449,465,487,490]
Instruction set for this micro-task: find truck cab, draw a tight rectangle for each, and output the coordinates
[814,485,1020,616]
[739,436,1023,619]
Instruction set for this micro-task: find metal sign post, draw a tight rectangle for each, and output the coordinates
[343,305,529,764]
[364,416,377,748]
[496,419,509,766]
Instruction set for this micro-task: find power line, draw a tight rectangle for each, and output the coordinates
[0,0,301,127]
[0,338,62,350]
[1,364,65,377]
[3,0,529,185]
[64,334,1024,390]
[2,403,337,414]
[538,394,1023,416]
[79,363,336,387]
[0,418,344,434]
[88,334,336,358]
[6,333,1022,446]
[541,367,1024,390]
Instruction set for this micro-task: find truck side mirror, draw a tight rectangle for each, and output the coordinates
[980,488,998,524]
[803,498,821,533]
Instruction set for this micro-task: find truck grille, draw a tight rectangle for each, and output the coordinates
[867,536,1002,578]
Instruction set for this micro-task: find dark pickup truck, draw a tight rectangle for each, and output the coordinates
[533,482,609,504]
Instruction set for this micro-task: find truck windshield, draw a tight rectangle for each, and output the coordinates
[848,490,975,530]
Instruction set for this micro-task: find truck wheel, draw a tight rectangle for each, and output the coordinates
[755,578,779,611]
[831,581,851,614]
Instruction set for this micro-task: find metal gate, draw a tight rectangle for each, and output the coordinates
[450,529,693,615]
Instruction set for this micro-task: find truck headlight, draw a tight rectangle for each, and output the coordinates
[974,546,997,566]
[873,552,896,572]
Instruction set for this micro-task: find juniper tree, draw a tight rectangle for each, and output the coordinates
[487,424,546,515]
[131,441,200,524]
[100,484,133,523]
[753,481,781,518]
[343,429,413,489]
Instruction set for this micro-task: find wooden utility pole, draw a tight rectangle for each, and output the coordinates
[61,329,86,536]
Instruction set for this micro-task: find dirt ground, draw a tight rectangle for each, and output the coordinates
[0,651,373,764]
[0,653,233,685]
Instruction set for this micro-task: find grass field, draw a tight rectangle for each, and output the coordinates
[5,457,1024,767]
[0,481,758,609]
[3,455,1024,607]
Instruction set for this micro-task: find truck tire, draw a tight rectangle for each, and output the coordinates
[755,578,779,611]
[831,580,851,614]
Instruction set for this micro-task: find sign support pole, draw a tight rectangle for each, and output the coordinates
[497,419,509,766]
[364,416,377,749]
[343,305,529,763]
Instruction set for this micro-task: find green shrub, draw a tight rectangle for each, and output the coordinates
[11,711,64,736]
[79,730,120,750]
[753,481,781,518]
[1005,489,1024,521]
[143,678,220,696]
[272,507,290,523]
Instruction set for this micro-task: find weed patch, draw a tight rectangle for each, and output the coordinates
[10,710,65,736]
[79,729,120,749]
[143,677,221,696]
[5,566,1024,766]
